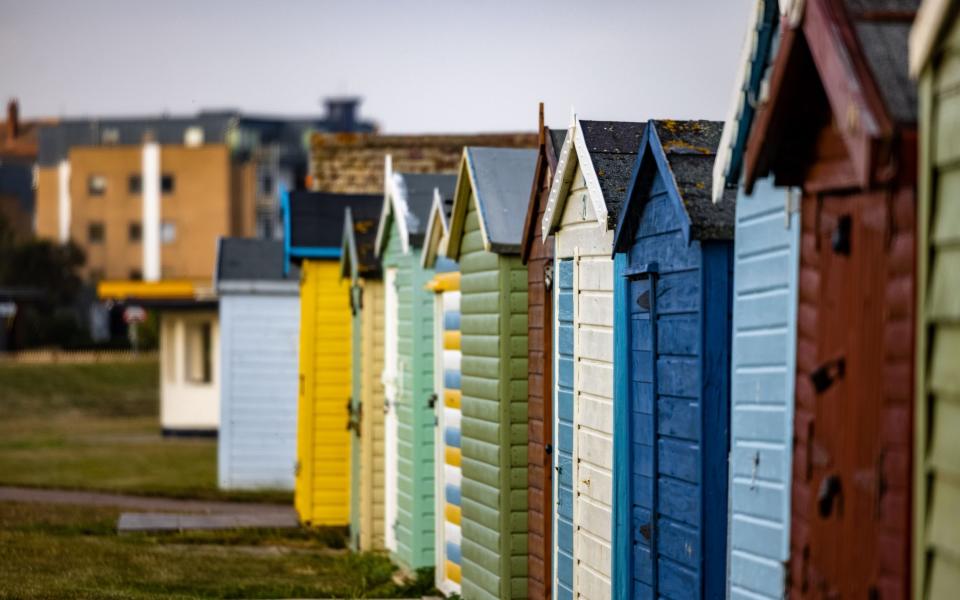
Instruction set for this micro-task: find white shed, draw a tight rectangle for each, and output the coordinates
[541,118,644,600]
[216,237,301,490]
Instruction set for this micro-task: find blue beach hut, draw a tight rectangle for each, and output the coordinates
[610,120,736,600]
[712,1,800,598]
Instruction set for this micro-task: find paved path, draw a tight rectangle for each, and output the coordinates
[0,486,298,532]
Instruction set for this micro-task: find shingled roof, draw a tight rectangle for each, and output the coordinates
[846,0,919,123]
[342,202,383,280]
[286,191,382,264]
[579,120,646,222]
[217,237,298,283]
[652,120,736,240]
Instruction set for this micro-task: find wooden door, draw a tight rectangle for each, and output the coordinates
[555,258,575,600]
[792,190,908,597]
[383,267,399,552]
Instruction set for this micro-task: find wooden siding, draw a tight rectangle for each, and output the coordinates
[355,280,386,551]
[727,177,799,599]
[434,270,463,595]
[527,148,555,600]
[218,293,299,490]
[381,217,436,570]
[555,165,615,600]
[917,21,960,600]
[619,171,732,599]
[556,258,575,600]
[459,193,530,600]
[295,260,352,526]
[789,123,915,597]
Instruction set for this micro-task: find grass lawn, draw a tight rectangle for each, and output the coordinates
[0,360,289,503]
[0,502,432,599]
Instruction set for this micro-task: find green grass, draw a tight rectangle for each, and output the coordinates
[0,360,290,503]
[0,502,433,599]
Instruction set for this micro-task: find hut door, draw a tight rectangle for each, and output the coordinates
[383,268,399,552]
[799,193,888,597]
[627,266,660,597]
[554,258,574,600]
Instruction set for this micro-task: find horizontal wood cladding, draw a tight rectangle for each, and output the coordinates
[460,194,529,600]
[218,294,300,491]
[918,39,960,600]
[726,178,798,600]
[382,219,436,570]
[527,155,555,600]
[295,260,352,526]
[790,120,915,597]
[361,281,386,551]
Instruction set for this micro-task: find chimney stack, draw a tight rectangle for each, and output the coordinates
[6,99,19,140]
[324,97,360,132]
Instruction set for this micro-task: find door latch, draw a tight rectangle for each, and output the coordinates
[545,443,553,455]
[427,393,437,410]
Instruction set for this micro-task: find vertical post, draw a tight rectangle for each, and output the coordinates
[57,160,71,243]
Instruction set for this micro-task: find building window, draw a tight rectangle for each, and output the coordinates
[261,174,273,195]
[88,175,107,196]
[101,128,120,144]
[129,269,142,281]
[160,221,176,244]
[184,320,213,384]
[88,222,105,243]
[161,174,175,194]
[128,175,142,194]
[128,222,142,242]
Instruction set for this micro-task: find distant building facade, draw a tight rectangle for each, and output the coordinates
[0,100,48,241]
[36,98,376,284]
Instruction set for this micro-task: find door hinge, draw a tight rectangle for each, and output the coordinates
[785,188,800,228]
[832,214,852,255]
[810,357,845,394]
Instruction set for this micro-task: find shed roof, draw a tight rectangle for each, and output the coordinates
[421,184,457,269]
[374,162,457,256]
[615,120,736,252]
[285,190,382,264]
[217,238,298,282]
[743,0,918,190]
[447,147,538,257]
[712,0,781,201]
[520,119,565,264]
[341,201,383,281]
[542,119,645,238]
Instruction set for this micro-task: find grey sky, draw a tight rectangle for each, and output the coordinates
[1,0,754,133]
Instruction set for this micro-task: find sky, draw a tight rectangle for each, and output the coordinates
[0,0,755,133]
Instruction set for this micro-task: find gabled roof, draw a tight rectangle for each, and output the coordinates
[421,186,457,269]
[341,200,383,282]
[447,146,538,258]
[712,0,781,201]
[743,0,919,191]
[520,104,565,263]
[283,187,382,266]
[614,120,736,253]
[910,0,957,75]
[542,119,645,239]
[216,237,298,283]
[374,155,457,256]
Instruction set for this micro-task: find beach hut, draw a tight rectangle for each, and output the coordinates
[611,120,735,600]
[519,105,565,600]
[285,189,382,526]
[215,237,300,490]
[540,117,644,600]
[445,146,537,600]
[712,1,800,597]
[340,203,386,552]
[911,2,960,597]
[741,1,918,595]
[375,163,457,571]
[422,187,463,595]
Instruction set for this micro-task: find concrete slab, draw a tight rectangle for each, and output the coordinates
[117,510,299,532]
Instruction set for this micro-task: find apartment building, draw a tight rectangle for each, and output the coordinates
[36,98,376,284]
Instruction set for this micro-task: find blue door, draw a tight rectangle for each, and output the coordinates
[554,258,574,600]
